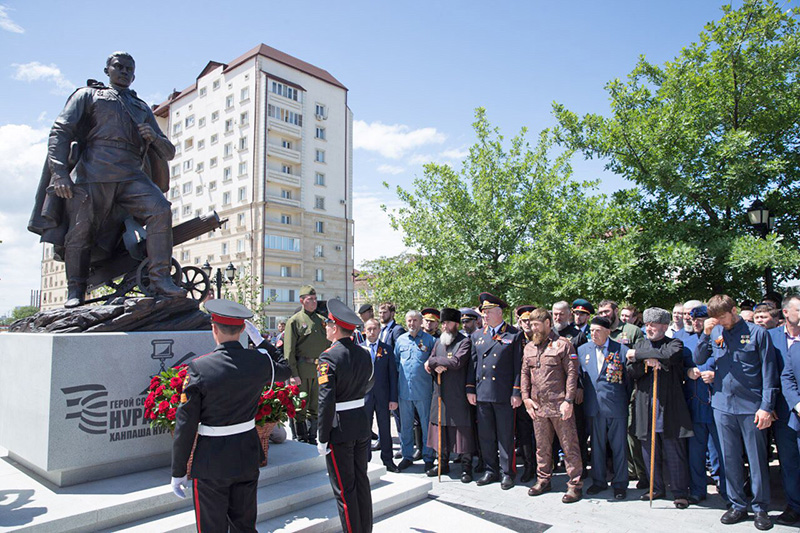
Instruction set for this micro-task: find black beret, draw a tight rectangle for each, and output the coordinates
[590,316,611,329]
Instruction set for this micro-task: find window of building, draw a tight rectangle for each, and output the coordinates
[212,79,220,90]
[240,87,249,101]
[315,172,326,186]
[315,127,326,140]
[281,214,292,225]
[315,149,325,163]
[282,164,293,175]
[182,204,192,216]
[315,196,325,210]
[183,159,193,171]
[211,110,219,122]
[208,204,216,212]
[182,182,192,194]
[175,143,182,155]
[170,185,179,199]
[184,138,193,151]
[195,208,202,217]
[210,133,218,145]
[264,288,297,303]
[196,161,204,173]
[238,186,247,202]
[199,87,207,97]
[237,213,246,226]
[238,161,247,175]
[265,235,300,252]
[315,221,324,233]
[208,180,217,190]
[236,239,245,253]
[195,185,203,195]
[239,136,248,151]
[225,118,233,133]
[222,191,231,205]
[280,266,292,277]
[280,189,292,200]
[240,111,249,125]
[199,117,206,128]
[171,207,178,218]
[171,164,180,177]
[315,103,327,119]
[185,115,195,128]
[267,104,302,126]
[223,167,232,181]
[172,123,182,135]
[225,94,234,109]
[271,81,299,101]
[281,139,293,150]
[210,157,218,168]
[315,268,324,282]
[314,244,324,257]
[223,143,233,157]
[197,139,205,150]
[221,242,228,255]
[180,250,190,262]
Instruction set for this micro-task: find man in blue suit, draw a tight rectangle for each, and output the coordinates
[578,316,631,500]
[362,318,399,472]
[779,306,800,525]
[695,294,778,531]
[769,294,800,526]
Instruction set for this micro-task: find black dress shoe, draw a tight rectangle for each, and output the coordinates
[687,495,705,505]
[461,471,473,483]
[613,488,626,500]
[635,479,649,490]
[384,462,399,473]
[412,450,423,461]
[397,459,414,471]
[476,472,499,486]
[586,484,606,496]
[425,463,449,476]
[424,461,434,472]
[775,508,800,526]
[754,511,773,531]
[640,491,665,501]
[501,474,514,490]
[720,508,748,525]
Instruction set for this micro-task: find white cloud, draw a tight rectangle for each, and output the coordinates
[376,164,404,175]
[353,120,446,159]
[352,191,408,267]
[0,124,49,315]
[439,148,469,160]
[0,5,23,33]
[408,154,435,165]
[11,62,75,94]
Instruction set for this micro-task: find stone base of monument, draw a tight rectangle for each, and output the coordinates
[0,331,219,487]
[0,439,431,532]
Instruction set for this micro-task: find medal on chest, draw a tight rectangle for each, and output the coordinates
[740,334,750,345]
[418,339,427,352]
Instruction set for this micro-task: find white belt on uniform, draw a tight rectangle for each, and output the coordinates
[335,398,365,412]
[197,419,255,437]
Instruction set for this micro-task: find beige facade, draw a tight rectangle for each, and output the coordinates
[39,45,355,328]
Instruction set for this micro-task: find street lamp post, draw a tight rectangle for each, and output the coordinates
[202,261,237,299]
[746,199,776,295]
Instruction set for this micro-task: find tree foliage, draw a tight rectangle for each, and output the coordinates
[553,0,800,298]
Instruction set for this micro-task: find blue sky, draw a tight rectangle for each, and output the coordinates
[0,1,759,313]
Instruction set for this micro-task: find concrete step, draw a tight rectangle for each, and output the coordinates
[112,462,387,533]
[258,473,432,533]
[1,440,325,533]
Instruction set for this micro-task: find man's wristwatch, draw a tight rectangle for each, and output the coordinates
[564,398,574,405]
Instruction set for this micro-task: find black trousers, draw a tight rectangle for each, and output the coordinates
[477,401,515,477]
[327,439,373,533]
[366,394,393,464]
[639,434,690,499]
[192,472,259,533]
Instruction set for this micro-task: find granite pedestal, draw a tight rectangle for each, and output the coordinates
[0,331,218,486]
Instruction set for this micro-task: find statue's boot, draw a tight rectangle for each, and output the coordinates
[146,231,187,298]
[64,247,89,308]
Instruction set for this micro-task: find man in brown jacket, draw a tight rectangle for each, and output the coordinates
[522,308,583,503]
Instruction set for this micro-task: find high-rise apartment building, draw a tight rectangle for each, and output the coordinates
[39,44,354,329]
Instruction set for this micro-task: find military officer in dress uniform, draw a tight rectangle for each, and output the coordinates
[572,299,594,337]
[467,292,523,490]
[171,300,292,533]
[284,285,331,444]
[316,298,375,533]
[460,307,481,337]
[422,307,442,338]
[695,294,778,531]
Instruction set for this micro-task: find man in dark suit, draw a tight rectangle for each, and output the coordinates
[578,316,631,500]
[362,317,399,472]
[171,300,292,532]
[779,318,800,522]
[378,301,406,351]
[769,295,800,526]
[466,292,523,490]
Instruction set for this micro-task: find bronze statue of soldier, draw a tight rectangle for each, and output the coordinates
[29,51,186,307]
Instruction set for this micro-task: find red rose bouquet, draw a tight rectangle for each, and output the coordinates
[144,364,189,431]
[256,381,307,426]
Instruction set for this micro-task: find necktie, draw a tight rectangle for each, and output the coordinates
[596,346,605,375]
[370,343,377,363]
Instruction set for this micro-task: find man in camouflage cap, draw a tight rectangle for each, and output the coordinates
[284,285,331,443]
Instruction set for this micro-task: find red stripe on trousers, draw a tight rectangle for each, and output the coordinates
[329,445,353,533]
[193,478,202,533]
[512,409,517,475]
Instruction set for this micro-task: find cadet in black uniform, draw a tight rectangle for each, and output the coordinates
[317,299,375,533]
[171,300,291,533]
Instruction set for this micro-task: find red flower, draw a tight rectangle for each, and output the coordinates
[274,381,284,388]
[266,390,275,400]
[178,368,188,379]
[170,394,180,405]
[169,377,182,388]
[166,408,176,421]
[158,401,169,413]
[278,390,288,402]
[156,385,166,396]
[300,399,307,409]
[287,405,296,418]
[149,376,161,388]
[289,385,299,395]
[144,394,155,409]
[263,405,272,417]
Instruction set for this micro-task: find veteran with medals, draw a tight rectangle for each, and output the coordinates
[316,299,376,533]
[467,292,523,490]
[171,300,291,532]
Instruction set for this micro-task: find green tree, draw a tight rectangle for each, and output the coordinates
[363,108,647,311]
[553,0,800,298]
[221,262,274,331]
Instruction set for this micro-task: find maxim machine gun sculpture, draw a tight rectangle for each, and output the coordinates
[83,212,224,304]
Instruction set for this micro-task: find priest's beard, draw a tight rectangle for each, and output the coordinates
[440,330,455,346]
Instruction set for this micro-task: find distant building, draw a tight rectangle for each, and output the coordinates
[40,44,355,327]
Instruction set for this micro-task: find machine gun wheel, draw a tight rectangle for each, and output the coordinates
[180,266,211,301]
[136,258,182,297]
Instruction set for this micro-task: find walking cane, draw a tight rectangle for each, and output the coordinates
[438,372,443,482]
[649,364,659,508]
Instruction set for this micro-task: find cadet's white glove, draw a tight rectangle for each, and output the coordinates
[171,476,189,499]
[244,320,263,346]
[317,441,330,456]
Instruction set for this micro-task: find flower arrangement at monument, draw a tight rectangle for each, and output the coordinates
[256,381,307,426]
[144,364,188,431]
